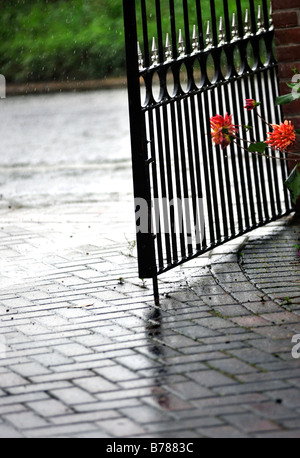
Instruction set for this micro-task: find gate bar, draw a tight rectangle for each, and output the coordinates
[123,0,157,280]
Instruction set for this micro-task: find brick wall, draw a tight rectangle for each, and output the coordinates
[273,0,300,128]
[273,0,300,211]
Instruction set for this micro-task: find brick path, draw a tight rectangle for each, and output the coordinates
[0,198,299,438]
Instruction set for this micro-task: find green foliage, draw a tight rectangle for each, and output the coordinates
[248,142,267,154]
[0,0,255,83]
[276,74,300,106]
[285,166,300,205]
[276,93,298,106]
[0,0,126,82]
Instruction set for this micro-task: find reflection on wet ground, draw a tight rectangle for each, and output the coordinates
[145,308,173,411]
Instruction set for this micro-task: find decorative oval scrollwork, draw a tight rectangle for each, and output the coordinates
[166,67,175,97]
[152,71,162,102]
[193,58,202,89]
[180,63,189,93]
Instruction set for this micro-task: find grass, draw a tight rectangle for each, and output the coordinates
[0,0,266,84]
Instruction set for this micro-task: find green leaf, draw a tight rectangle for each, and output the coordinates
[248,142,267,154]
[285,165,300,205]
[296,129,300,135]
[286,83,297,89]
[275,93,296,106]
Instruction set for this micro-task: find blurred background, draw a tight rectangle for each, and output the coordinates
[0,0,134,211]
[1,0,256,86]
[1,0,125,84]
[0,0,262,212]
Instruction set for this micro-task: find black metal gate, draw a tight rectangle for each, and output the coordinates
[123,0,293,304]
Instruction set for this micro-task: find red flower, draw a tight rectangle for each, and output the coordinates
[265,120,296,152]
[210,113,237,149]
[244,99,261,111]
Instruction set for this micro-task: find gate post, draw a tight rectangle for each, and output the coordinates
[123,0,158,281]
[273,0,300,211]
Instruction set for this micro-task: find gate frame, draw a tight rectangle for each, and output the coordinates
[123,0,293,305]
[123,0,161,303]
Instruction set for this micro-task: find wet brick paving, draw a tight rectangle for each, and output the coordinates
[0,199,299,438]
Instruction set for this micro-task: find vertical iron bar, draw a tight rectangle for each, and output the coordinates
[183,96,199,252]
[269,66,291,212]
[195,0,204,50]
[262,0,270,31]
[250,71,270,221]
[267,68,283,215]
[222,0,231,43]
[223,81,244,234]
[196,90,215,246]
[190,93,206,250]
[153,276,160,306]
[218,0,238,234]
[211,83,230,240]
[244,74,263,225]
[170,100,187,259]
[182,0,191,55]
[210,0,219,48]
[141,0,150,68]
[155,0,164,64]
[216,83,232,238]
[235,0,244,38]
[169,0,178,60]
[237,0,257,227]
[147,109,164,271]
[249,0,257,35]
[234,77,252,230]
[203,89,221,242]
[123,0,157,279]
[262,68,278,217]
[155,106,172,265]
[162,103,179,263]
[176,98,193,255]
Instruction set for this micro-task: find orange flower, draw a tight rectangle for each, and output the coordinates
[265,120,296,152]
[210,113,237,149]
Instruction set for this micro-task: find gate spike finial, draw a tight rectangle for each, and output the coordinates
[257,5,265,33]
[151,37,159,65]
[137,42,144,70]
[205,21,212,49]
[244,9,251,37]
[231,13,238,41]
[165,33,172,61]
[192,25,199,53]
[218,17,225,45]
[178,29,185,57]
